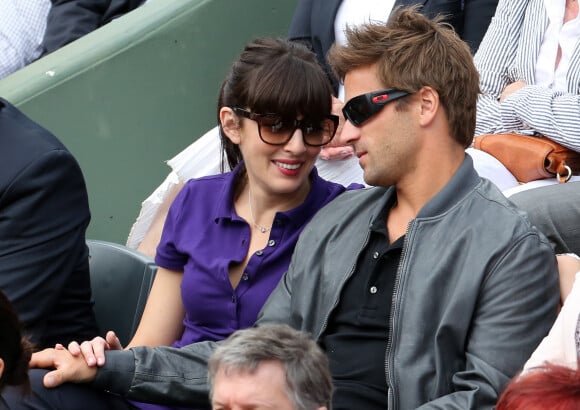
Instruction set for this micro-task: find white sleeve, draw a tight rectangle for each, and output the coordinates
[523,270,580,372]
[126,127,223,248]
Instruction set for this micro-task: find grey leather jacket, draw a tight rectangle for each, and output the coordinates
[96,156,559,409]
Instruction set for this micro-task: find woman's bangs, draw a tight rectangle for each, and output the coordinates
[249,57,332,119]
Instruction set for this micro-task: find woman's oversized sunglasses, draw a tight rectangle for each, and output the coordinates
[342,89,410,126]
[233,107,339,147]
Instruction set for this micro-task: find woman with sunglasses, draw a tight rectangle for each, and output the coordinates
[17,37,360,410]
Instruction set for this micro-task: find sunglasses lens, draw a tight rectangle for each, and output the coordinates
[344,95,376,126]
[302,118,336,146]
[257,116,295,144]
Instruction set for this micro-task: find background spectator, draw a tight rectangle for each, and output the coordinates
[288,0,499,97]
[42,0,148,55]
[470,0,580,253]
[208,324,332,410]
[0,97,98,349]
[0,0,51,79]
[474,0,580,151]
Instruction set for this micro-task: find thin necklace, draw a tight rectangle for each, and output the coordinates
[248,188,271,234]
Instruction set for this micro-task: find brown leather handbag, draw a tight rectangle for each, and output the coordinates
[474,133,580,183]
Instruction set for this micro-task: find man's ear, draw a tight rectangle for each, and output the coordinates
[219,107,241,144]
[0,358,4,379]
[417,86,439,127]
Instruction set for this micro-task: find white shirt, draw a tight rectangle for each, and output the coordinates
[524,269,580,372]
[334,0,396,100]
[535,0,580,91]
[0,0,51,80]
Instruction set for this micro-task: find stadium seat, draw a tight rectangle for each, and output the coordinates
[87,239,157,345]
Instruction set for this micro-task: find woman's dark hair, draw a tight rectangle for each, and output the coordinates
[217,37,334,172]
[0,291,32,392]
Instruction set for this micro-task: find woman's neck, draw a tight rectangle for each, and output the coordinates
[236,176,312,231]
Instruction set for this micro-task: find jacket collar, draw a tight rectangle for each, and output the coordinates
[369,154,481,222]
[416,154,481,218]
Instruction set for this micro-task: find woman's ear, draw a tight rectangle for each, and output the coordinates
[220,107,241,144]
[0,357,4,379]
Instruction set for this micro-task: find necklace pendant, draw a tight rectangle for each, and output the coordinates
[259,226,268,234]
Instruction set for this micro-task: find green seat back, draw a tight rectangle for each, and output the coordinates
[87,240,157,345]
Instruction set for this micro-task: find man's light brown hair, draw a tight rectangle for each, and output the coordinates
[328,6,480,147]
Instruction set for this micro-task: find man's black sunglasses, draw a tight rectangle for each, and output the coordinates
[342,89,410,126]
[233,107,339,147]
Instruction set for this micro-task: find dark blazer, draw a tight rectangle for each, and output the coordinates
[0,99,98,349]
[288,0,499,93]
[42,0,145,55]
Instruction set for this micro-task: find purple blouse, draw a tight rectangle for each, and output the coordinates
[155,164,356,348]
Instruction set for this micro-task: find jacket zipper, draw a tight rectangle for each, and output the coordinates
[385,219,415,410]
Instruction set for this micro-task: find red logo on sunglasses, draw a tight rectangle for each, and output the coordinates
[371,94,389,103]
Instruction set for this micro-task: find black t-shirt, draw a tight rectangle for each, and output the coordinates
[321,200,403,409]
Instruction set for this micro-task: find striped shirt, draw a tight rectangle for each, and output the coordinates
[474,0,580,151]
[0,0,51,80]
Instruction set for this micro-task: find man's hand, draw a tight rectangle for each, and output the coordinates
[29,348,98,388]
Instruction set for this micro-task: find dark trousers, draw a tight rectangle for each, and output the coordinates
[509,182,580,255]
[2,369,135,410]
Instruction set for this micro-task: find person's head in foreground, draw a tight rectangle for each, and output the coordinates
[208,324,332,410]
[496,363,580,410]
[0,290,32,392]
[328,6,479,187]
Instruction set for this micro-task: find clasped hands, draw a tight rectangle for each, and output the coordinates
[29,330,122,388]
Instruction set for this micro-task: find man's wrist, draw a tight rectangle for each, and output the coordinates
[92,349,136,396]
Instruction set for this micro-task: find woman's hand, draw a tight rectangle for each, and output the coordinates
[319,96,354,160]
[59,330,123,367]
[499,81,527,102]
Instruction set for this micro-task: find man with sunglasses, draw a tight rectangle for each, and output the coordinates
[29,8,559,410]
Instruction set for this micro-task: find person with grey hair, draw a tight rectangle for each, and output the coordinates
[208,324,332,410]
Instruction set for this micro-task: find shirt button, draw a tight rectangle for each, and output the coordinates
[370,286,378,294]
[242,273,249,281]
[231,296,236,303]
[268,240,276,247]
[256,250,264,256]
[373,251,379,259]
